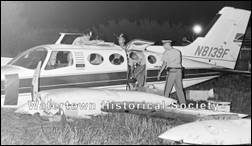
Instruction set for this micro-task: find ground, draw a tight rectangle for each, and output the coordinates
[1,74,251,145]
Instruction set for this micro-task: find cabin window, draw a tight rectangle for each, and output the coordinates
[45,51,73,70]
[109,53,124,65]
[88,53,104,65]
[148,55,157,64]
[11,47,47,69]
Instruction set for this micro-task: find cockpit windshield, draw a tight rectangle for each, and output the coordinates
[10,47,48,69]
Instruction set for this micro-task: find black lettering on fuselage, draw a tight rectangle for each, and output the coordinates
[194,46,230,59]
[201,46,209,56]
[194,46,204,56]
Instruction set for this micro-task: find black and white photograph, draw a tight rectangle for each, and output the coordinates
[1,1,251,145]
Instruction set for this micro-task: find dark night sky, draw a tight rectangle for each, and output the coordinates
[1,1,251,57]
[3,1,251,29]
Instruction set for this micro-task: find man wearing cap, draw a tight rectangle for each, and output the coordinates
[157,40,186,104]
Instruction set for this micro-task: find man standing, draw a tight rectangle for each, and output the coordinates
[157,40,186,104]
[117,33,133,90]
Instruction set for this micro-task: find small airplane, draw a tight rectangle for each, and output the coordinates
[1,7,251,109]
[1,7,251,145]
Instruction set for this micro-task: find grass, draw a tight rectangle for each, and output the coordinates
[1,74,251,145]
[186,74,251,115]
[1,109,182,145]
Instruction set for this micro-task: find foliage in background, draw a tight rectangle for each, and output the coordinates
[1,3,191,57]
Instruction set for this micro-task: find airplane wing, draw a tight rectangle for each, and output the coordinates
[159,119,251,145]
[14,88,178,120]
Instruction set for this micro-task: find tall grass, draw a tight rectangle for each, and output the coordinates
[186,74,251,114]
[1,109,182,145]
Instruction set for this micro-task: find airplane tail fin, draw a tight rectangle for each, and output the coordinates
[182,7,251,69]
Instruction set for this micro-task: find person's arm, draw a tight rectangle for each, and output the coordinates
[128,59,135,74]
[157,61,167,80]
[73,37,80,45]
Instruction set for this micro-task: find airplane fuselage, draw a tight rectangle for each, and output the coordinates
[1,44,221,98]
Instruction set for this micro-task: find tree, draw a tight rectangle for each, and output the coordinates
[93,18,190,45]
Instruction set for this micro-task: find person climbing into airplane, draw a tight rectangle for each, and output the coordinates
[129,51,146,89]
[72,30,92,45]
[157,40,186,104]
[117,33,134,90]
